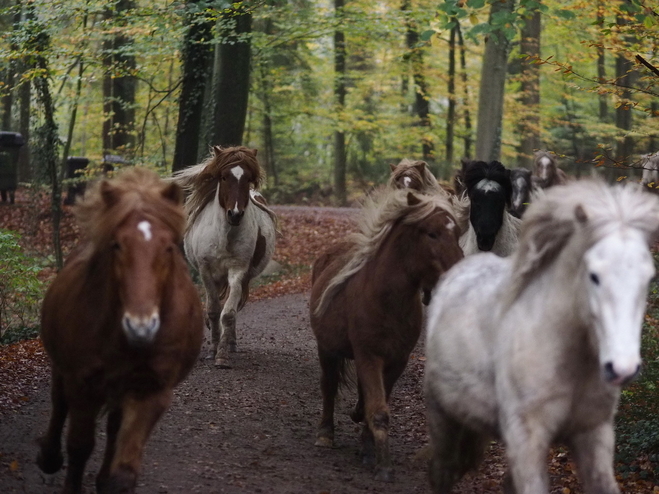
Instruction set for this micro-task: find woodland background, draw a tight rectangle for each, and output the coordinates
[1,0,659,488]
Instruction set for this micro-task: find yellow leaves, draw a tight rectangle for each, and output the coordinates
[9,460,19,472]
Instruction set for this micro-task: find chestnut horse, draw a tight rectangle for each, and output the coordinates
[173,146,277,368]
[37,168,203,494]
[310,188,463,482]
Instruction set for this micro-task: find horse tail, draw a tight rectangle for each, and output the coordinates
[249,192,279,234]
[337,358,357,392]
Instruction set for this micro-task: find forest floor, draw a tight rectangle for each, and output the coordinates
[0,188,657,493]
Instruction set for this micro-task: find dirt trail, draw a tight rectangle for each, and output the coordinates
[0,293,461,494]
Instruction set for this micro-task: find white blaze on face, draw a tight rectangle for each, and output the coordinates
[475,179,502,193]
[230,166,244,214]
[403,176,412,188]
[137,221,152,241]
[539,156,551,179]
[585,230,654,384]
[513,177,527,208]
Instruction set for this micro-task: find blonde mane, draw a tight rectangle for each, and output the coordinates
[508,180,659,302]
[387,158,443,194]
[172,146,265,229]
[75,167,186,253]
[314,187,457,316]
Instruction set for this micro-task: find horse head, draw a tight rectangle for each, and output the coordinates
[389,160,427,191]
[533,150,557,188]
[214,146,261,226]
[510,168,532,218]
[464,161,512,252]
[578,206,655,386]
[405,192,464,292]
[98,175,185,347]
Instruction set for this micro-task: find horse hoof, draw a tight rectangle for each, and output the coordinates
[314,436,333,448]
[215,359,232,369]
[374,466,394,483]
[362,452,376,467]
[229,342,237,353]
[36,448,63,474]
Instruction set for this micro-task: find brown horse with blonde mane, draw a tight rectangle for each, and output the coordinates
[310,187,463,483]
[37,168,204,494]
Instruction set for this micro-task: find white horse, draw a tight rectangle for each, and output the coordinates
[640,151,659,190]
[173,146,277,368]
[425,180,659,494]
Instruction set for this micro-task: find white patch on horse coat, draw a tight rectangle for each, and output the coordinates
[475,179,502,193]
[232,201,240,214]
[540,156,551,166]
[231,166,245,181]
[446,219,455,231]
[137,221,152,241]
[403,176,412,187]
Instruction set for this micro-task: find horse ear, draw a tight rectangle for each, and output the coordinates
[161,182,183,206]
[574,204,588,224]
[251,148,258,157]
[213,145,222,157]
[414,161,426,174]
[389,163,397,172]
[100,181,119,208]
[407,191,422,206]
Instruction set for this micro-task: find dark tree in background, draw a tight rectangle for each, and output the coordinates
[475,0,515,162]
[102,0,136,161]
[517,6,541,168]
[172,0,215,173]
[333,0,347,206]
[212,6,252,147]
[614,3,636,167]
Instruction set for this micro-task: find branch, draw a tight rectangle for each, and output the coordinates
[636,54,659,78]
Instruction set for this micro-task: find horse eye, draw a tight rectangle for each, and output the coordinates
[428,232,439,240]
[590,273,600,285]
[111,241,121,251]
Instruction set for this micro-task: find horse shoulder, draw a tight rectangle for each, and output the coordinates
[555,168,568,185]
[492,213,521,257]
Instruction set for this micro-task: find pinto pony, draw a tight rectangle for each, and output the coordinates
[38,168,204,494]
[310,188,463,482]
[387,158,443,193]
[425,181,659,494]
[173,146,277,368]
[455,160,521,256]
[532,150,567,189]
[509,167,533,218]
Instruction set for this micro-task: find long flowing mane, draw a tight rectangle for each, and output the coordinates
[75,167,185,254]
[172,146,265,228]
[463,160,512,204]
[508,180,659,302]
[314,187,456,316]
[387,158,442,193]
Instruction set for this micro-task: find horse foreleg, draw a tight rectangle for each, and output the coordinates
[355,356,393,482]
[37,368,67,474]
[200,268,221,361]
[315,351,341,448]
[217,270,244,368]
[96,407,122,492]
[63,403,102,494]
[102,392,172,494]
[570,422,620,494]
[502,416,551,494]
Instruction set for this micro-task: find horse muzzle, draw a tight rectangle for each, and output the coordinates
[226,209,244,226]
[602,361,641,386]
[122,311,160,346]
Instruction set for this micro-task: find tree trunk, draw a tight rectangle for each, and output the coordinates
[475,0,515,162]
[615,4,635,167]
[102,0,136,161]
[457,21,472,158]
[333,0,347,206]
[1,3,21,131]
[517,7,541,168]
[172,0,214,173]
[17,2,34,182]
[446,23,456,164]
[596,2,608,122]
[404,4,433,161]
[212,7,252,147]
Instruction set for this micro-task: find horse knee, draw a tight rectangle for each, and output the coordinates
[221,309,236,328]
[371,410,389,433]
[207,311,220,323]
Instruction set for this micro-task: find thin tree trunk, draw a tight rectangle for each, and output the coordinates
[597,1,608,121]
[1,3,21,130]
[172,0,214,172]
[258,61,277,186]
[517,7,541,168]
[212,7,252,147]
[615,3,635,167]
[60,59,84,183]
[475,0,515,162]
[102,0,136,161]
[457,21,472,158]
[17,2,33,182]
[404,5,433,161]
[446,24,456,164]
[333,0,347,206]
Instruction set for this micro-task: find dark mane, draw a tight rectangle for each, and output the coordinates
[463,161,512,205]
[511,168,532,183]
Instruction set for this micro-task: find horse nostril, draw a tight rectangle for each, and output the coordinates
[603,362,616,382]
